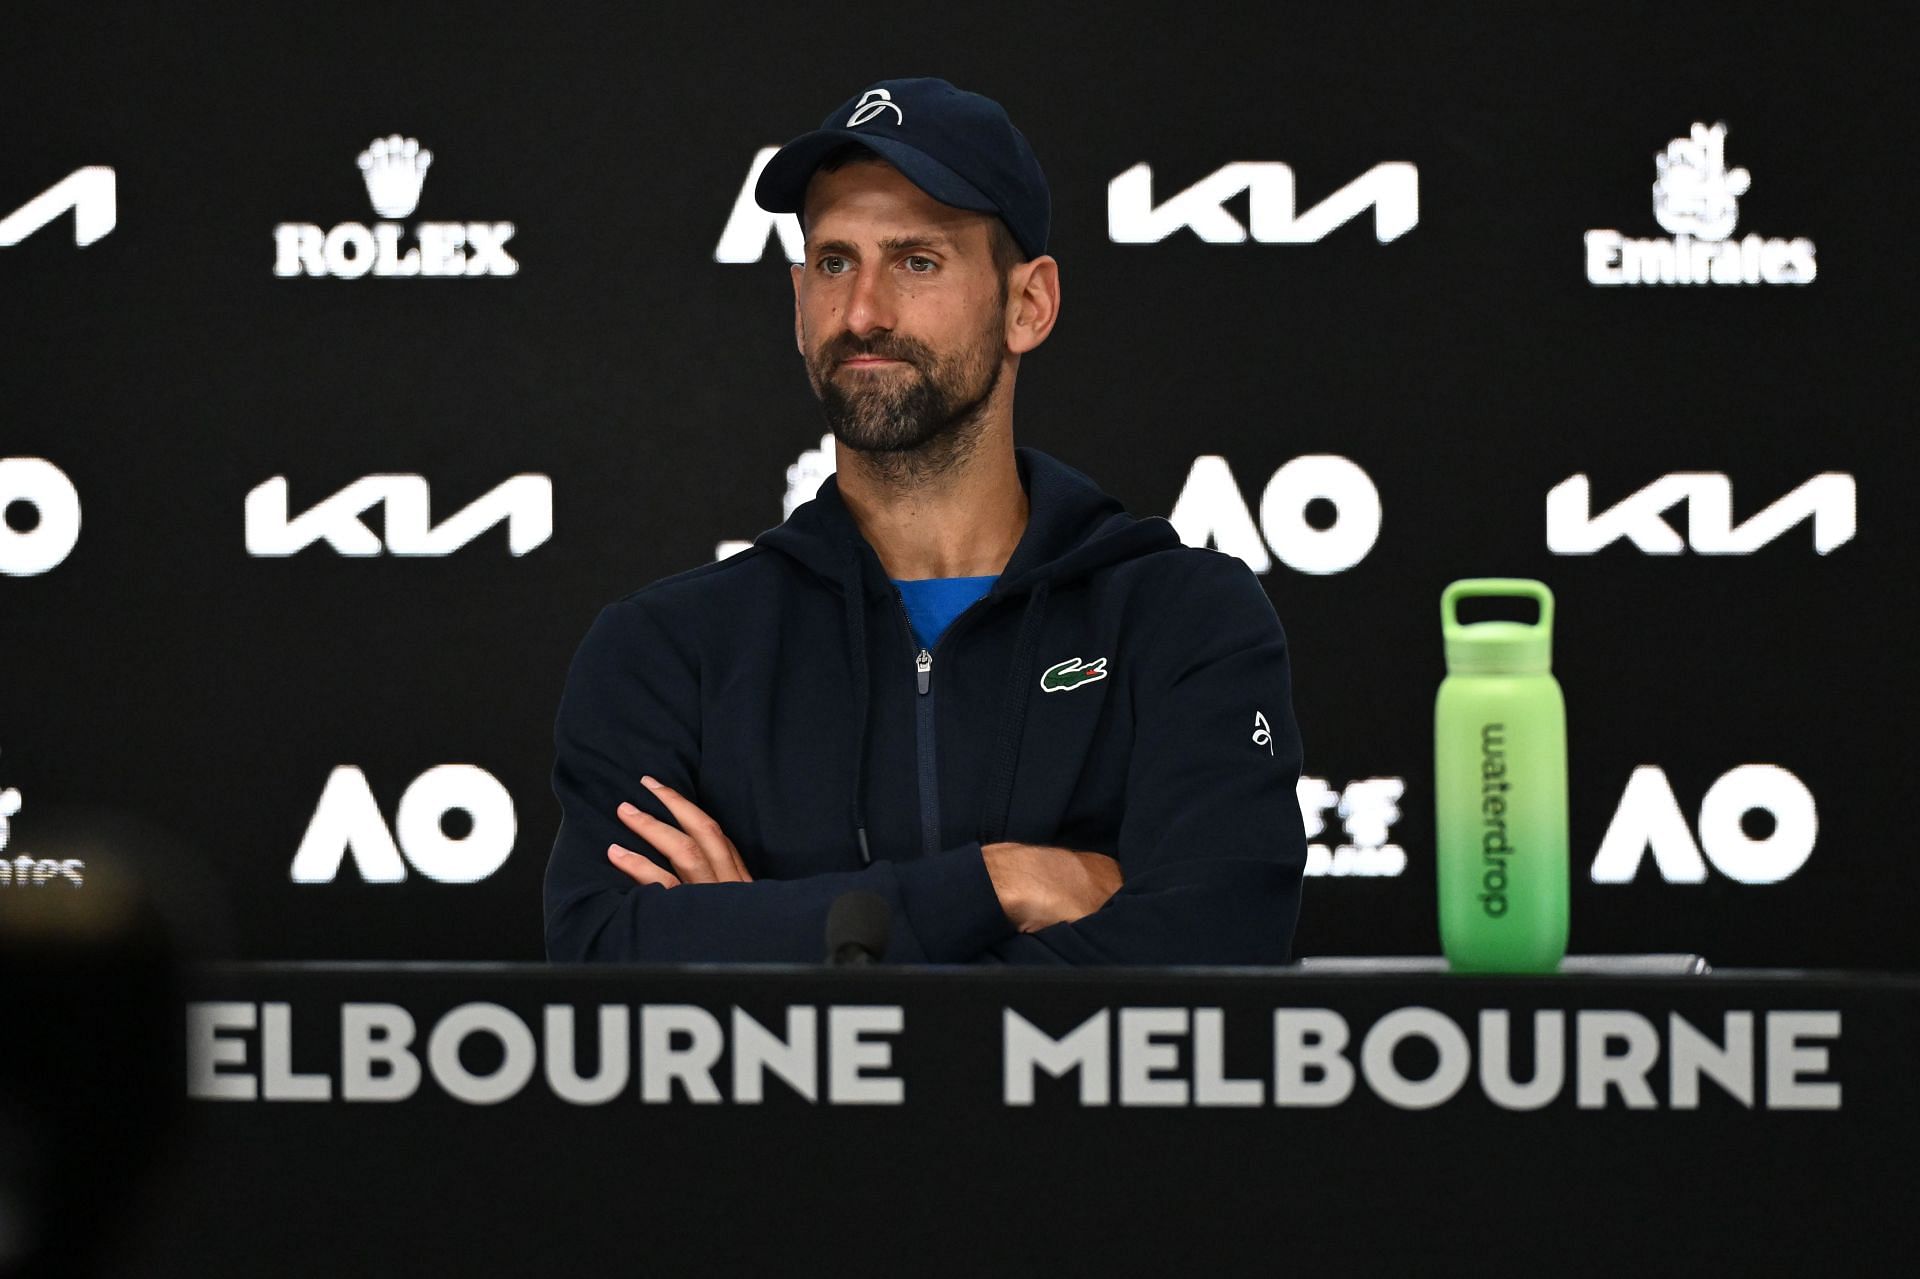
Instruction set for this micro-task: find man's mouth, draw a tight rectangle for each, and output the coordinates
[838,355,906,369]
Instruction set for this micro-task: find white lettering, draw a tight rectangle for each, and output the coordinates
[273,223,325,276]
[290,766,408,883]
[1171,454,1381,576]
[1592,764,1817,885]
[186,1002,257,1101]
[1273,1009,1355,1107]
[640,1004,725,1104]
[1193,1007,1262,1106]
[427,1003,537,1105]
[463,223,518,276]
[261,1001,331,1101]
[341,1003,421,1102]
[715,147,805,264]
[245,474,552,558]
[1003,1009,1110,1106]
[1697,764,1819,885]
[0,167,116,247]
[1669,1011,1754,1108]
[543,1005,631,1105]
[1766,1011,1841,1109]
[1576,1011,1660,1109]
[731,1006,818,1104]
[1360,1007,1471,1110]
[391,764,517,885]
[1109,162,1417,245]
[1478,1010,1565,1111]
[1591,765,1707,884]
[1117,1008,1189,1107]
[0,457,83,577]
[1548,473,1855,556]
[273,221,517,278]
[828,1006,904,1104]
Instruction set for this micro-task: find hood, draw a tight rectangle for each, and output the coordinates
[757,445,1178,597]
[753,446,1182,862]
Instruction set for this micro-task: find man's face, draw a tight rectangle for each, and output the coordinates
[793,159,1008,455]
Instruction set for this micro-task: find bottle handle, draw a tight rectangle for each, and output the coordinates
[1441,578,1555,640]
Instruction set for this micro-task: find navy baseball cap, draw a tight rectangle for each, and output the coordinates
[754,77,1050,260]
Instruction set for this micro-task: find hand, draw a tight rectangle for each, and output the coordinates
[606,776,753,888]
[981,842,1123,933]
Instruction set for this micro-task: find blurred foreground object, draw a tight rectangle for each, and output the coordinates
[0,846,183,1277]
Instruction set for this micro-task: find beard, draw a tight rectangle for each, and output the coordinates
[803,320,1004,481]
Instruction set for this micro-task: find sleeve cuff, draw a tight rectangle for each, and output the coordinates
[891,841,1017,962]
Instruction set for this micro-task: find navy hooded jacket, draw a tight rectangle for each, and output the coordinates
[543,446,1308,964]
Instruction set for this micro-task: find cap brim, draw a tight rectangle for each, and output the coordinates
[754,130,997,219]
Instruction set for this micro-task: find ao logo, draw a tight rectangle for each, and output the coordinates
[0,458,82,577]
[246,474,552,557]
[1591,764,1818,885]
[715,148,805,264]
[1169,455,1381,575]
[1548,473,1855,555]
[1109,162,1418,244]
[0,167,115,248]
[291,764,516,884]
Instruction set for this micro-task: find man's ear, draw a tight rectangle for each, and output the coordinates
[790,263,805,355]
[1005,255,1061,356]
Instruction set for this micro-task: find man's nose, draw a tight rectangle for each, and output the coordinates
[842,265,897,338]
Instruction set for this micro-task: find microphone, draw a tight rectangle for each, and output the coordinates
[825,891,890,965]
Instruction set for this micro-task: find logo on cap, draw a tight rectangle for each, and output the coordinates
[847,88,904,128]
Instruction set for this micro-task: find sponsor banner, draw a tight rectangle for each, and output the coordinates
[1108,161,1418,245]
[290,765,518,885]
[246,475,553,558]
[1548,474,1855,556]
[148,963,1910,1272]
[0,458,82,577]
[0,167,115,248]
[188,992,1842,1111]
[0,746,86,888]
[182,967,1855,1114]
[273,136,518,279]
[1299,775,1408,878]
[3,6,1904,976]
[1585,122,1815,286]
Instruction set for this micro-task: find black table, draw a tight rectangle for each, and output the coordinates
[89,961,1920,1274]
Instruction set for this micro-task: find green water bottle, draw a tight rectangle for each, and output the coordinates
[1435,579,1569,973]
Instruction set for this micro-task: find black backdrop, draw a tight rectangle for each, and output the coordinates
[4,2,1913,966]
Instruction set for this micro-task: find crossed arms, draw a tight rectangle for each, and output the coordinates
[604,773,1122,934]
[543,555,1306,965]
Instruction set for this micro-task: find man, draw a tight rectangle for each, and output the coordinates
[544,78,1307,963]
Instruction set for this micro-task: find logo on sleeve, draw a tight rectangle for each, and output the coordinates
[1252,711,1273,754]
[1041,657,1107,693]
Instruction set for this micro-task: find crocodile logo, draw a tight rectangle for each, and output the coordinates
[1041,657,1108,693]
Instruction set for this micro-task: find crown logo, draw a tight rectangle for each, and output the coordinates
[356,134,434,219]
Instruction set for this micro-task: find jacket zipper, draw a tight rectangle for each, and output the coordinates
[888,587,995,858]
[891,589,942,856]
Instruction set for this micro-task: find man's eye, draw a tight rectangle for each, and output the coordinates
[819,256,848,274]
[904,256,936,273]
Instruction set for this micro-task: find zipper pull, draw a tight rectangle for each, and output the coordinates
[916,648,932,695]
